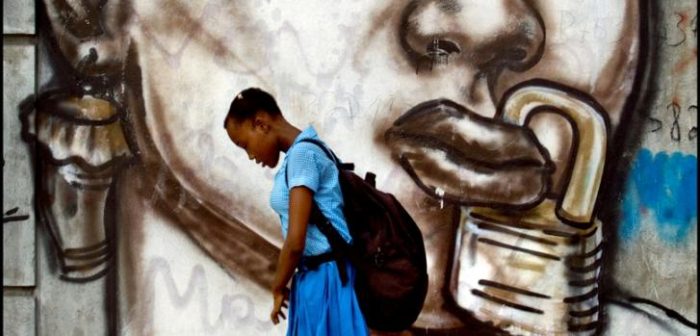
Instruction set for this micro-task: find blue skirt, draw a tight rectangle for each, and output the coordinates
[287,260,369,336]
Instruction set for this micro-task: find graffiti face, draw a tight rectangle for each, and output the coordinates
[134,0,638,233]
[127,0,642,332]
[31,0,656,332]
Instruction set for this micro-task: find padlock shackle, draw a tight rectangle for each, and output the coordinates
[500,83,608,224]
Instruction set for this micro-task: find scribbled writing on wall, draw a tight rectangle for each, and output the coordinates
[649,103,698,142]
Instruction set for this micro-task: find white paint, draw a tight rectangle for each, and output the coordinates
[124,201,286,336]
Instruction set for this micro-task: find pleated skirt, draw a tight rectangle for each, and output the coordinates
[287,260,369,336]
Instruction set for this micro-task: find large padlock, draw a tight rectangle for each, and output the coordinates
[449,81,608,335]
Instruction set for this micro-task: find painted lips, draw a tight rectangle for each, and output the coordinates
[385,99,553,208]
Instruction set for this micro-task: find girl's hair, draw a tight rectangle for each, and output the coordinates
[224,87,282,128]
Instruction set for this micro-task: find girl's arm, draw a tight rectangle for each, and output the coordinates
[270,185,314,324]
[272,185,313,290]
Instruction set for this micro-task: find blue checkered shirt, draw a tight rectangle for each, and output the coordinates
[269,126,352,256]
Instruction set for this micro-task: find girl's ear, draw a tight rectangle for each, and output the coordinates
[253,114,271,133]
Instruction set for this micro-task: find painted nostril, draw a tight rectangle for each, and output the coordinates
[423,38,461,68]
[506,48,527,62]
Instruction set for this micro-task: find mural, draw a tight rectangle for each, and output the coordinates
[4,0,696,335]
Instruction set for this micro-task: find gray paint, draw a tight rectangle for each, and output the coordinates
[3,45,36,287]
[3,295,36,336]
[35,227,109,336]
[2,0,34,34]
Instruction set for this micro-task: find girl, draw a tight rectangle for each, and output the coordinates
[223,88,369,336]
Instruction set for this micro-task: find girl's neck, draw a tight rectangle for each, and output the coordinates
[276,120,302,153]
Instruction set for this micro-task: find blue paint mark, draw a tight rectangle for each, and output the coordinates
[619,149,697,244]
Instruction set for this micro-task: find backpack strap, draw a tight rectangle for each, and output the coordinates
[285,138,351,284]
[285,138,355,171]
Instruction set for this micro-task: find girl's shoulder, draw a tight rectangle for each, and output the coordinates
[289,140,335,166]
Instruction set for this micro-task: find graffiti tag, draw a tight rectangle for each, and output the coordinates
[3,207,30,224]
[648,102,697,142]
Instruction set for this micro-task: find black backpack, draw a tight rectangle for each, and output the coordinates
[285,138,428,332]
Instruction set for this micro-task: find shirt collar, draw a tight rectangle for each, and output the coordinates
[291,125,318,146]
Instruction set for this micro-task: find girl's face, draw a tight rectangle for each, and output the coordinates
[225,115,281,169]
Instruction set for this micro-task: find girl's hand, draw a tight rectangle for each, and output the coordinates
[270,287,290,325]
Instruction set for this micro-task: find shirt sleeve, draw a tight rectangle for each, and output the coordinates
[287,143,324,192]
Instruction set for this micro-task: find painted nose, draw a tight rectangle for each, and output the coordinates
[399,0,544,76]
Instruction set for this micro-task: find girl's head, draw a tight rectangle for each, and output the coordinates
[224,88,283,168]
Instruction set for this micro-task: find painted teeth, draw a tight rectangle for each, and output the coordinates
[435,187,445,209]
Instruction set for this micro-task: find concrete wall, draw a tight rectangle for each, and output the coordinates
[4,1,37,335]
[3,1,696,335]
[610,1,697,333]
